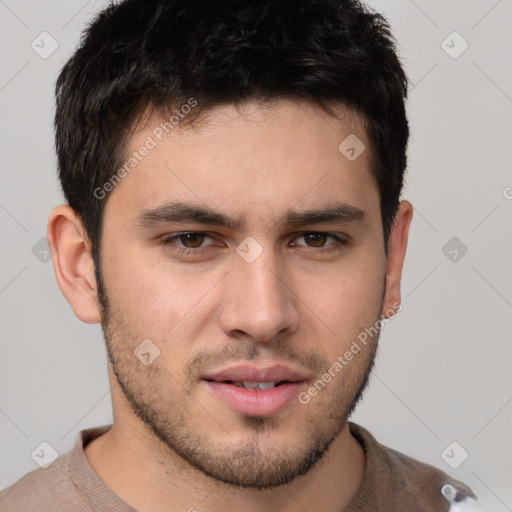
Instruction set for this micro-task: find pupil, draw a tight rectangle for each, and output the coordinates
[306,233,326,247]
[181,233,204,248]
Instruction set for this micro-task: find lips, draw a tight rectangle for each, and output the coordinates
[202,364,308,384]
[226,381,285,390]
[202,364,309,417]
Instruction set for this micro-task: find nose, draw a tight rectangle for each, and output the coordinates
[219,245,300,343]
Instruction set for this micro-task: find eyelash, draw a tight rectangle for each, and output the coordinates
[158,231,349,256]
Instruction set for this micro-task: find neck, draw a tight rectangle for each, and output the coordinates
[84,418,365,512]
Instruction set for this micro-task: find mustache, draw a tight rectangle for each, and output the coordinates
[185,340,328,379]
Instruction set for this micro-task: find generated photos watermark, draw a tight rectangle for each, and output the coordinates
[93,97,198,200]
[298,301,402,405]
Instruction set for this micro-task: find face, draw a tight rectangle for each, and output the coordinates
[96,99,390,488]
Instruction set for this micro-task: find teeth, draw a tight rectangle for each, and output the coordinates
[232,381,277,390]
[254,381,276,390]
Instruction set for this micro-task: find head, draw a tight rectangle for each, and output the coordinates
[48,0,412,489]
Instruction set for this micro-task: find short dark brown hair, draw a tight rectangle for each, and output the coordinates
[55,0,409,268]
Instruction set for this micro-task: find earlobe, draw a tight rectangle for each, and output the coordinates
[381,200,413,318]
[47,205,102,324]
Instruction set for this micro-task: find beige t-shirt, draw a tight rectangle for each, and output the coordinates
[0,422,478,512]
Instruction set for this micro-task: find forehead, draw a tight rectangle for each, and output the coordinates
[105,99,379,227]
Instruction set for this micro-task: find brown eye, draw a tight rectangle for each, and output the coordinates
[177,233,207,248]
[289,232,348,252]
[303,233,328,247]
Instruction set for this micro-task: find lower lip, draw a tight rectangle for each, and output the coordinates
[203,381,305,417]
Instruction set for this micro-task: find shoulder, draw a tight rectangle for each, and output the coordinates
[0,450,91,512]
[384,444,475,509]
[348,422,485,512]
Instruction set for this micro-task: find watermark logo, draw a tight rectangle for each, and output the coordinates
[31,441,59,469]
[442,237,468,263]
[441,31,469,60]
[236,236,264,264]
[441,441,469,469]
[31,32,59,59]
[32,236,53,263]
[134,338,161,366]
[338,134,366,162]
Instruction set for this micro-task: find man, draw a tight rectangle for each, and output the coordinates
[0,0,485,510]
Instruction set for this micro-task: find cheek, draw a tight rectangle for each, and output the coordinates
[102,246,227,343]
[296,253,385,337]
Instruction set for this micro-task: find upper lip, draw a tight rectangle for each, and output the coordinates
[202,364,310,383]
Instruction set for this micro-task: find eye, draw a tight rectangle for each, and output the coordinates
[290,232,348,251]
[159,232,218,254]
[174,232,211,248]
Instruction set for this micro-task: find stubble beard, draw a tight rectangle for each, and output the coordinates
[95,267,380,489]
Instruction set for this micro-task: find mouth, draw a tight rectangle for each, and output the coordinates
[201,364,309,417]
[204,379,294,390]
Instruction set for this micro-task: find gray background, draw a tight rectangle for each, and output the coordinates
[0,0,510,509]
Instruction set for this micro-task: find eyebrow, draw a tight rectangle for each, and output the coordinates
[134,200,366,230]
[284,203,365,227]
[135,201,243,230]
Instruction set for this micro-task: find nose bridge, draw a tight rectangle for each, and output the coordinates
[241,249,282,304]
[220,239,298,341]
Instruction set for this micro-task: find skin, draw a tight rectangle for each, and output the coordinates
[47,99,412,512]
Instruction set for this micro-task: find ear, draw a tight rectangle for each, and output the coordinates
[47,205,101,324]
[381,200,413,318]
